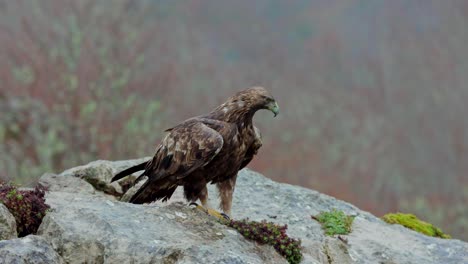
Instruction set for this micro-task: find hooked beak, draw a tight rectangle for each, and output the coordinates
[267,101,280,117]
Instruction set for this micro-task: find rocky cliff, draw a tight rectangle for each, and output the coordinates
[0,159,466,264]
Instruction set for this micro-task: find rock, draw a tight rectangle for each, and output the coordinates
[38,192,285,264]
[22,159,468,263]
[58,158,151,196]
[0,203,17,240]
[321,237,354,264]
[119,175,148,202]
[231,169,468,264]
[39,172,116,200]
[39,173,96,195]
[0,235,63,264]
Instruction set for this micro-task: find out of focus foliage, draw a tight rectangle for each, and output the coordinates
[0,0,164,184]
[0,0,467,240]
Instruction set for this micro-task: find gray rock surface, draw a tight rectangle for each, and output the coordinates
[39,172,98,195]
[120,175,148,202]
[38,192,285,264]
[3,159,468,263]
[58,158,150,196]
[228,169,468,264]
[118,163,468,264]
[0,203,17,240]
[0,235,63,264]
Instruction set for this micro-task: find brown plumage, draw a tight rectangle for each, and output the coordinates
[111,86,279,216]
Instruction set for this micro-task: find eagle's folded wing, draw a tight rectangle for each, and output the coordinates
[129,122,224,203]
[146,122,224,180]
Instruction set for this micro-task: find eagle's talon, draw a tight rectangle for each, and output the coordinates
[191,203,208,214]
[205,208,228,221]
[221,213,230,220]
[189,202,199,208]
[192,204,228,221]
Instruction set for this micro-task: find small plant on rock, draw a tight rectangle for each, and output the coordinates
[0,182,50,237]
[312,209,355,236]
[382,213,451,239]
[227,219,303,264]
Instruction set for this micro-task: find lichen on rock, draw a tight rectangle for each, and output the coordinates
[0,235,63,263]
[0,203,17,240]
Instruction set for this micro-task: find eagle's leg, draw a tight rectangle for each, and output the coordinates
[217,174,237,217]
[198,185,209,208]
[190,186,229,220]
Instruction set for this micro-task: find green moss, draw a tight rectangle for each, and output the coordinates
[382,213,451,239]
[313,209,355,236]
[6,189,17,199]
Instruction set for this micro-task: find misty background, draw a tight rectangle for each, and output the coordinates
[0,0,467,240]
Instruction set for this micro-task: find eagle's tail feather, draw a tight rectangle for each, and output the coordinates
[111,162,147,182]
[129,180,177,204]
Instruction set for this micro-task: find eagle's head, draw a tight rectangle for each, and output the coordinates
[231,86,280,117]
[210,86,279,122]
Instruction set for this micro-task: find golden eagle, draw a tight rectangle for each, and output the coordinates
[111,87,279,217]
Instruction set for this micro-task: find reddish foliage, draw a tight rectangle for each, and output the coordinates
[228,219,302,264]
[0,183,50,237]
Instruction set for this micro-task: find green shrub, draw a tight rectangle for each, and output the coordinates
[313,209,354,236]
[227,219,302,264]
[382,213,451,239]
[0,182,50,237]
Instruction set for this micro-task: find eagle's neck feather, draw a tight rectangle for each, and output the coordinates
[209,101,258,124]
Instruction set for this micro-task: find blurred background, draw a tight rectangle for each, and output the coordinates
[0,0,467,240]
